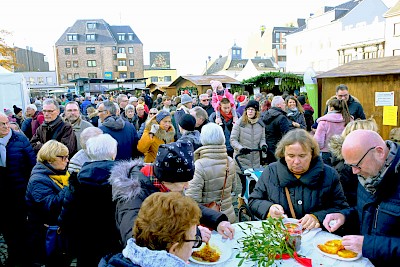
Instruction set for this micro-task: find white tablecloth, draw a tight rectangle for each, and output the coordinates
[189,221,374,267]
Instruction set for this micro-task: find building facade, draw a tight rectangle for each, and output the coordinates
[14,47,49,72]
[55,19,144,87]
[384,1,400,56]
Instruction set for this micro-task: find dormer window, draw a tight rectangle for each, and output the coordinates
[258,63,265,68]
[128,34,134,41]
[86,34,96,41]
[118,34,125,41]
[87,22,96,30]
[237,63,244,68]
[67,34,78,41]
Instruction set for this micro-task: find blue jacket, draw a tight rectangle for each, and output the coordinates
[342,142,400,266]
[209,112,237,155]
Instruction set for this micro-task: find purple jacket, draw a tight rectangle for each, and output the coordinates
[314,112,347,152]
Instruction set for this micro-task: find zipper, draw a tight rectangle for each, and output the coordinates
[374,205,380,229]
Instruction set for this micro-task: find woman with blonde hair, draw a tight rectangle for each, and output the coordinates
[25,140,72,267]
[285,95,306,129]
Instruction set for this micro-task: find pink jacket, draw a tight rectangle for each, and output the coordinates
[211,89,235,110]
[314,113,349,152]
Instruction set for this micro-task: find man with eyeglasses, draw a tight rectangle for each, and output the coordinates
[63,101,93,150]
[324,84,366,120]
[323,130,400,266]
[198,93,214,117]
[30,98,77,156]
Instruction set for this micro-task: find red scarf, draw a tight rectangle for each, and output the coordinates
[140,165,170,192]
[220,110,233,122]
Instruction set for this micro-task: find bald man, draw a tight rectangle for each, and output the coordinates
[323,130,400,267]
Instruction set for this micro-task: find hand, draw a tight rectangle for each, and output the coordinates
[239,148,251,155]
[198,225,211,243]
[215,117,222,125]
[217,221,235,240]
[293,122,300,128]
[299,214,320,230]
[261,145,268,153]
[269,204,285,219]
[150,124,160,134]
[322,213,345,232]
[342,235,364,254]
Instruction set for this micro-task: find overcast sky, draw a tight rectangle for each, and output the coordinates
[1,0,396,75]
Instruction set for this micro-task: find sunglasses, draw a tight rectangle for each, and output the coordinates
[150,112,157,115]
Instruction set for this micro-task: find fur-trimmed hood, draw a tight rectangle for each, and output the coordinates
[109,159,145,202]
[145,117,175,143]
[329,134,345,159]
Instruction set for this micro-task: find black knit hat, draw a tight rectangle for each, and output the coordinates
[178,114,196,131]
[154,141,195,182]
[13,105,22,115]
[297,95,306,105]
[245,100,260,111]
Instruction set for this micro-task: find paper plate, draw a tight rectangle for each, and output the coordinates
[189,237,232,265]
[314,235,361,261]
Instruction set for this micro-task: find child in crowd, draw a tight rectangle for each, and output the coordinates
[210,80,238,125]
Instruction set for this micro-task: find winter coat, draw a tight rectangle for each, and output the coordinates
[173,106,190,139]
[31,111,45,136]
[21,117,33,139]
[230,116,266,173]
[314,112,348,152]
[324,95,366,120]
[67,149,90,173]
[109,160,229,246]
[186,145,236,223]
[249,157,349,222]
[30,115,77,156]
[286,108,307,129]
[61,160,122,266]
[64,116,93,151]
[178,130,202,151]
[262,107,293,162]
[100,115,139,160]
[199,103,214,117]
[302,104,314,131]
[137,118,175,163]
[209,112,236,156]
[341,142,400,267]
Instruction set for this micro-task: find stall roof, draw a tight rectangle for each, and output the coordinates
[69,77,147,83]
[316,56,400,78]
[169,75,240,86]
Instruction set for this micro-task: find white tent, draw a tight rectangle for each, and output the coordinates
[0,66,30,113]
[235,59,265,82]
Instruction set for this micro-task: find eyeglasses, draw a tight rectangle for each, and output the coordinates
[337,94,349,98]
[42,110,56,113]
[56,155,69,161]
[0,121,10,127]
[184,235,202,248]
[345,146,376,170]
[247,108,256,111]
[150,112,157,115]
[98,110,108,113]
[201,99,209,102]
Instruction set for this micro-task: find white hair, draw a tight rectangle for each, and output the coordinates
[80,127,103,149]
[271,96,284,108]
[200,122,225,145]
[26,104,37,112]
[86,134,117,161]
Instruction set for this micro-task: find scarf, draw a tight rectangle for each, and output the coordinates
[286,107,299,120]
[0,130,12,167]
[247,116,259,125]
[358,141,398,194]
[43,162,70,189]
[220,111,233,122]
[141,165,170,192]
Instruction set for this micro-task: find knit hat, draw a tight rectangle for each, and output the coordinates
[180,94,192,105]
[13,105,22,115]
[156,110,171,123]
[245,100,260,111]
[179,114,196,131]
[210,80,223,91]
[154,141,195,182]
[26,104,37,112]
[4,108,12,116]
[297,95,306,105]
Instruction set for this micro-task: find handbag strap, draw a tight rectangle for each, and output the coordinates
[219,159,229,206]
[284,187,296,219]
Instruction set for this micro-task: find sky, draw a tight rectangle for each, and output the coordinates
[1,0,397,75]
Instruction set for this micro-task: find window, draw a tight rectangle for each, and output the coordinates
[38,77,44,84]
[29,77,35,85]
[86,47,96,54]
[86,34,95,41]
[64,48,70,55]
[129,72,135,78]
[118,60,126,66]
[151,76,158,82]
[66,61,71,68]
[67,73,73,80]
[275,32,280,40]
[128,47,134,53]
[128,34,134,40]
[87,60,97,67]
[46,77,53,84]
[88,73,97,78]
[115,66,118,72]
[73,61,79,68]
[72,47,78,55]
[74,73,80,79]
[113,54,117,60]
[112,46,116,51]
[118,47,126,53]
[129,59,134,66]
[393,49,400,56]
[394,23,400,36]
[164,76,171,82]
[87,22,96,29]
[67,34,78,41]
[278,56,286,61]
[119,73,127,78]
[118,34,125,41]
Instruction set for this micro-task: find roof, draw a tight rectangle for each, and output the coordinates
[384,0,400,17]
[206,56,228,74]
[169,75,240,86]
[316,56,400,78]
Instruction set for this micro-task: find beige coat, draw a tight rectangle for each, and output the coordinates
[186,145,236,223]
[230,116,266,173]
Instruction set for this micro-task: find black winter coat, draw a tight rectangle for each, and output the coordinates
[99,253,138,267]
[249,157,349,223]
[324,95,366,120]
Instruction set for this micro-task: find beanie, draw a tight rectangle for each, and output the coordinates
[154,141,195,182]
[178,114,196,131]
[4,108,13,116]
[13,105,22,115]
[156,110,170,123]
[245,100,260,111]
[27,104,37,112]
[210,80,223,91]
[180,94,192,105]
[297,95,306,105]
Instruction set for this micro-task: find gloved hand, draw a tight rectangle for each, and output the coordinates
[261,145,268,153]
[239,148,251,155]
[150,124,160,134]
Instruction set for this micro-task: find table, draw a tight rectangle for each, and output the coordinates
[190,221,374,267]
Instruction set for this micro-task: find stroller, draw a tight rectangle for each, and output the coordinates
[235,148,264,222]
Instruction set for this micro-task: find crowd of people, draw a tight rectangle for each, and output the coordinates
[0,82,399,267]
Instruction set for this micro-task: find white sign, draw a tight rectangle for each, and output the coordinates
[253,87,260,95]
[375,91,394,106]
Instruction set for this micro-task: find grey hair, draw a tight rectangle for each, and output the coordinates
[80,127,103,149]
[190,106,208,120]
[125,104,135,112]
[117,94,128,104]
[86,134,117,161]
[200,122,225,145]
[43,98,60,110]
[102,100,117,115]
[271,96,284,108]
